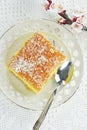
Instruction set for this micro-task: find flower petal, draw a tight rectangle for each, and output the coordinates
[71,22,83,32]
[58,4,65,14]
[57,16,66,24]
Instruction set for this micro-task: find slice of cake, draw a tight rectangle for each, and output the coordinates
[7,33,66,93]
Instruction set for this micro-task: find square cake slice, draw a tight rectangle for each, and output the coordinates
[7,33,66,93]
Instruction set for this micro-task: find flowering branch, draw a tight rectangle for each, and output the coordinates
[43,1,87,32]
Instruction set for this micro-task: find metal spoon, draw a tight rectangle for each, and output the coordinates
[33,60,74,130]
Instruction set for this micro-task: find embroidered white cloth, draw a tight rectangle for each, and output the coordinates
[0,0,87,130]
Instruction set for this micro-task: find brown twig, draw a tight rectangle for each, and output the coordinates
[58,10,72,25]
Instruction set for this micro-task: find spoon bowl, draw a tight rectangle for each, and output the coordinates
[55,60,74,85]
[33,60,74,130]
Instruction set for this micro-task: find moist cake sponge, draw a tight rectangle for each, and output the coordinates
[7,33,66,93]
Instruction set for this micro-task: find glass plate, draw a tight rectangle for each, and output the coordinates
[0,19,83,110]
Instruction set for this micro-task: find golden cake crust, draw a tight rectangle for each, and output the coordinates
[8,33,66,93]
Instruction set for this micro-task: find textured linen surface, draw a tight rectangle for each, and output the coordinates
[0,0,87,130]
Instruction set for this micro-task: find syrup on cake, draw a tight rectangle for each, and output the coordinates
[7,33,66,93]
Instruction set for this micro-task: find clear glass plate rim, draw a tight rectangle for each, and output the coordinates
[0,19,84,111]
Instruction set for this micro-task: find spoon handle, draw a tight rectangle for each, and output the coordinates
[33,89,57,130]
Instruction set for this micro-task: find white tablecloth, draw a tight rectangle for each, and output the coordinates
[0,0,87,130]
